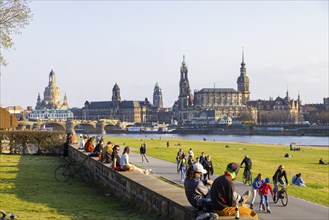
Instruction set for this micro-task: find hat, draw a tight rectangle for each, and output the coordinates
[193,163,207,174]
[265,178,270,183]
[226,162,240,174]
[226,162,240,179]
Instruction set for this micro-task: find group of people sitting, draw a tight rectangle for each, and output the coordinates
[78,135,134,171]
[184,161,258,219]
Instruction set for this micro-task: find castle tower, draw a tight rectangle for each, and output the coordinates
[153,82,163,108]
[237,49,250,104]
[112,83,121,108]
[178,55,193,109]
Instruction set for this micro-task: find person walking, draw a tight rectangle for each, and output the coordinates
[202,156,214,180]
[140,143,149,163]
[178,154,188,182]
[258,178,274,213]
[250,173,264,210]
[176,148,184,173]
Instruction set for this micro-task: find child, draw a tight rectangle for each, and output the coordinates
[258,178,274,213]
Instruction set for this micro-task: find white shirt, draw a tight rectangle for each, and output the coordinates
[120,153,130,168]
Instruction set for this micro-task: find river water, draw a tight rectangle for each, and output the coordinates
[104,133,329,147]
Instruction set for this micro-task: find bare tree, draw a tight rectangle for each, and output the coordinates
[0,0,32,65]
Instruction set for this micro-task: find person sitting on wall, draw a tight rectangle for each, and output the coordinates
[184,163,213,212]
[111,145,121,170]
[84,137,95,153]
[210,162,257,219]
[120,146,134,171]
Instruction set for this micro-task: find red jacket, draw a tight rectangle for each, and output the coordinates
[258,182,273,196]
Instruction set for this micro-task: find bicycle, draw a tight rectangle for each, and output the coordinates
[55,155,94,186]
[242,168,252,186]
[273,183,288,206]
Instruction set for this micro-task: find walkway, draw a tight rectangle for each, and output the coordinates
[128,149,329,220]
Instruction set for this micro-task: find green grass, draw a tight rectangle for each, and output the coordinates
[0,154,155,219]
[104,136,329,207]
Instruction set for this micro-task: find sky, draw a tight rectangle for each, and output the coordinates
[1,0,328,109]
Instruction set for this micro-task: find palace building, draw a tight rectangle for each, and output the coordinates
[82,83,158,123]
[172,52,256,125]
[35,70,69,110]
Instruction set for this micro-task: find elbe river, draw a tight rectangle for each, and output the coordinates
[104,133,329,147]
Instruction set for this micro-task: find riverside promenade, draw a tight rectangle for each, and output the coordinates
[127,149,329,220]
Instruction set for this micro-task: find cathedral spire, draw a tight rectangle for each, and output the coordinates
[241,47,245,68]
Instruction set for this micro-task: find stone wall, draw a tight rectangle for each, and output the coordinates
[68,145,195,220]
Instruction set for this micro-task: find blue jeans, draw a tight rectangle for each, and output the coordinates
[197,198,212,212]
[260,194,269,206]
[273,179,285,194]
[181,165,186,180]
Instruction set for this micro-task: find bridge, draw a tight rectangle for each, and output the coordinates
[19,119,134,134]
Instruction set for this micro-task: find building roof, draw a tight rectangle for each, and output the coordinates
[87,101,114,109]
[197,88,237,93]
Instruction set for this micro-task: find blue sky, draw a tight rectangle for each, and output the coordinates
[1,1,328,108]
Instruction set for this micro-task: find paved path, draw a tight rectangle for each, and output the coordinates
[127,149,329,220]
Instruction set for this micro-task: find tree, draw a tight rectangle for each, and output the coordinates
[0,0,32,65]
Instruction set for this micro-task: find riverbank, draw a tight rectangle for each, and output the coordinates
[103,136,329,207]
[103,133,329,146]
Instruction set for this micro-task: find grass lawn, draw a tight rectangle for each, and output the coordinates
[103,136,329,207]
[0,154,155,219]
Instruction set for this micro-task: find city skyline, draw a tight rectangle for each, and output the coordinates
[1,1,328,109]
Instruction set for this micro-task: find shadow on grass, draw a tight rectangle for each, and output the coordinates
[5,155,156,219]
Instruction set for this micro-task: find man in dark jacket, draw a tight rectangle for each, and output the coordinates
[272,165,289,200]
[210,162,258,219]
[140,143,149,163]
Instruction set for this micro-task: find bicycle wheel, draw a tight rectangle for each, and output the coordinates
[80,166,94,186]
[281,190,288,206]
[55,165,71,182]
[247,173,252,186]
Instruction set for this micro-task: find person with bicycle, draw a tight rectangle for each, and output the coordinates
[240,155,252,183]
[272,165,289,201]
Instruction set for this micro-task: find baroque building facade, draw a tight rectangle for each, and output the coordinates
[172,53,256,125]
[247,91,302,125]
[82,83,157,123]
[35,70,69,110]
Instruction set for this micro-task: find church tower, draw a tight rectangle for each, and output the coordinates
[178,55,193,110]
[61,93,69,109]
[237,49,250,104]
[35,93,42,110]
[112,83,121,108]
[153,82,163,108]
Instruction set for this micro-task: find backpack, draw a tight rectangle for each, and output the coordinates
[246,158,252,169]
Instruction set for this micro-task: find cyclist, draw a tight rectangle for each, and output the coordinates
[272,165,289,201]
[240,155,252,181]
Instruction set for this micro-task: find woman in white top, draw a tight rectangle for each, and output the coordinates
[120,146,134,171]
